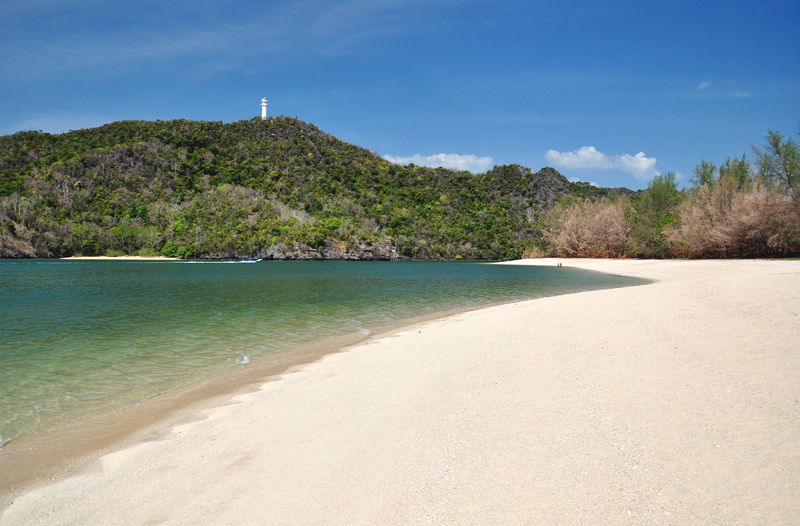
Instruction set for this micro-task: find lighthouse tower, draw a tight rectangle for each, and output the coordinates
[261,98,268,120]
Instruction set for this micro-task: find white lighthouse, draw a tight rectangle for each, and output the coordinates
[261,98,268,120]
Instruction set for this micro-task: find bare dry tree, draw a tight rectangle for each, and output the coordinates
[666,180,799,257]
[543,197,631,257]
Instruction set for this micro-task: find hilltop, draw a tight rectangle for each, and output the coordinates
[0,117,634,259]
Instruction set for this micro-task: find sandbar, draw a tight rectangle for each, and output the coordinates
[1,259,798,524]
[60,256,178,260]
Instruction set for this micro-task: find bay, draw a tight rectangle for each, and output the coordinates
[0,260,647,447]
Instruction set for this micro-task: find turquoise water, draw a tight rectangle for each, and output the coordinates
[0,260,647,447]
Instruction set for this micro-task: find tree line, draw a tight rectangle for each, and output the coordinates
[3,116,795,260]
[540,123,800,258]
[0,117,610,260]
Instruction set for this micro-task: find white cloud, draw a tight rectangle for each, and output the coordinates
[545,146,660,181]
[545,146,613,170]
[696,81,711,89]
[613,152,659,180]
[568,176,598,187]
[383,153,494,173]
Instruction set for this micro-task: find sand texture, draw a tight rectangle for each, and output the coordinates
[1,259,799,525]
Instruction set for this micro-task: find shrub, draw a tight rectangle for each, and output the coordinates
[161,240,177,257]
[522,246,547,258]
[666,180,800,257]
[542,197,630,257]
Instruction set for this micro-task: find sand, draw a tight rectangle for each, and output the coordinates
[1,259,798,525]
[61,256,178,260]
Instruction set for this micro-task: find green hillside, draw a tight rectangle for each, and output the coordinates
[0,117,628,259]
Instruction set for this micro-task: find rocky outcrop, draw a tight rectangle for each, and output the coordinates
[197,241,395,261]
[490,165,572,214]
[526,167,571,213]
[0,231,53,258]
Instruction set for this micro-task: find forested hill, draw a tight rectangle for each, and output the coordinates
[0,117,633,260]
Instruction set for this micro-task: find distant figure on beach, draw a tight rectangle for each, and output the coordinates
[557,262,562,268]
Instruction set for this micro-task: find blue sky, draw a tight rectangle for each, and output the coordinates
[1,0,798,189]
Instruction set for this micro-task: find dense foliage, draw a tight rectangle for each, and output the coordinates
[0,117,611,260]
[9,116,791,261]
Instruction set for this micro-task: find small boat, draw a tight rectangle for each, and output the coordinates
[242,257,262,263]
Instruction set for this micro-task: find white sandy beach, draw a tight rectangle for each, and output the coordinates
[61,256,178,261]
[1,259,799,525]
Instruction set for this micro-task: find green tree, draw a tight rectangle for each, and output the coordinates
[690,160,717,190]
[160,241,191,259]
[110,225,135,253]
[629,172,682,257]
[135,225,163,249]
[161,240,178,257]
[752,124,800,201]
[719,156,752,191]
[69,223,98,255]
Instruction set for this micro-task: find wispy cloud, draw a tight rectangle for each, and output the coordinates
[568,176,598,187]
[4,29,223,76]
[0,0,476,79]
[383,153,494,173]
[690,80,752,98]
[545,146,659,181]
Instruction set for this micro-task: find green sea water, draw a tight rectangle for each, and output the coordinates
[0,260,647,447]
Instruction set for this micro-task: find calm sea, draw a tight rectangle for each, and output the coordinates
[0,260,647,447]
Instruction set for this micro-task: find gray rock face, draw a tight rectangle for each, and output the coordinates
[489,165,571,214]
[525,167,571,214]
[197,242,394,261]
[0,232,53,258]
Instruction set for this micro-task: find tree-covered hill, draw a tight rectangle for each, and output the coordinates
[0,117,631,259]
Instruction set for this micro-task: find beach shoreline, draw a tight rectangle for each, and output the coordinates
[2,259,799,524]
[2,271,603,506]
[60,256,179,261]
[0,304,480,502]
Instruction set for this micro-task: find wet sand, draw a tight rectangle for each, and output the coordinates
[2,259,799,525]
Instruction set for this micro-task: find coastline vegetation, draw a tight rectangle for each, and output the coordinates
[0,117,615,260]
[540,123,800,259]
[1,117,797,260]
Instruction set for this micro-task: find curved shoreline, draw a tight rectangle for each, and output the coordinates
[0,307,458,501]
[3,259,799,524]
[0,263,644,506]
[60,256,179,260]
